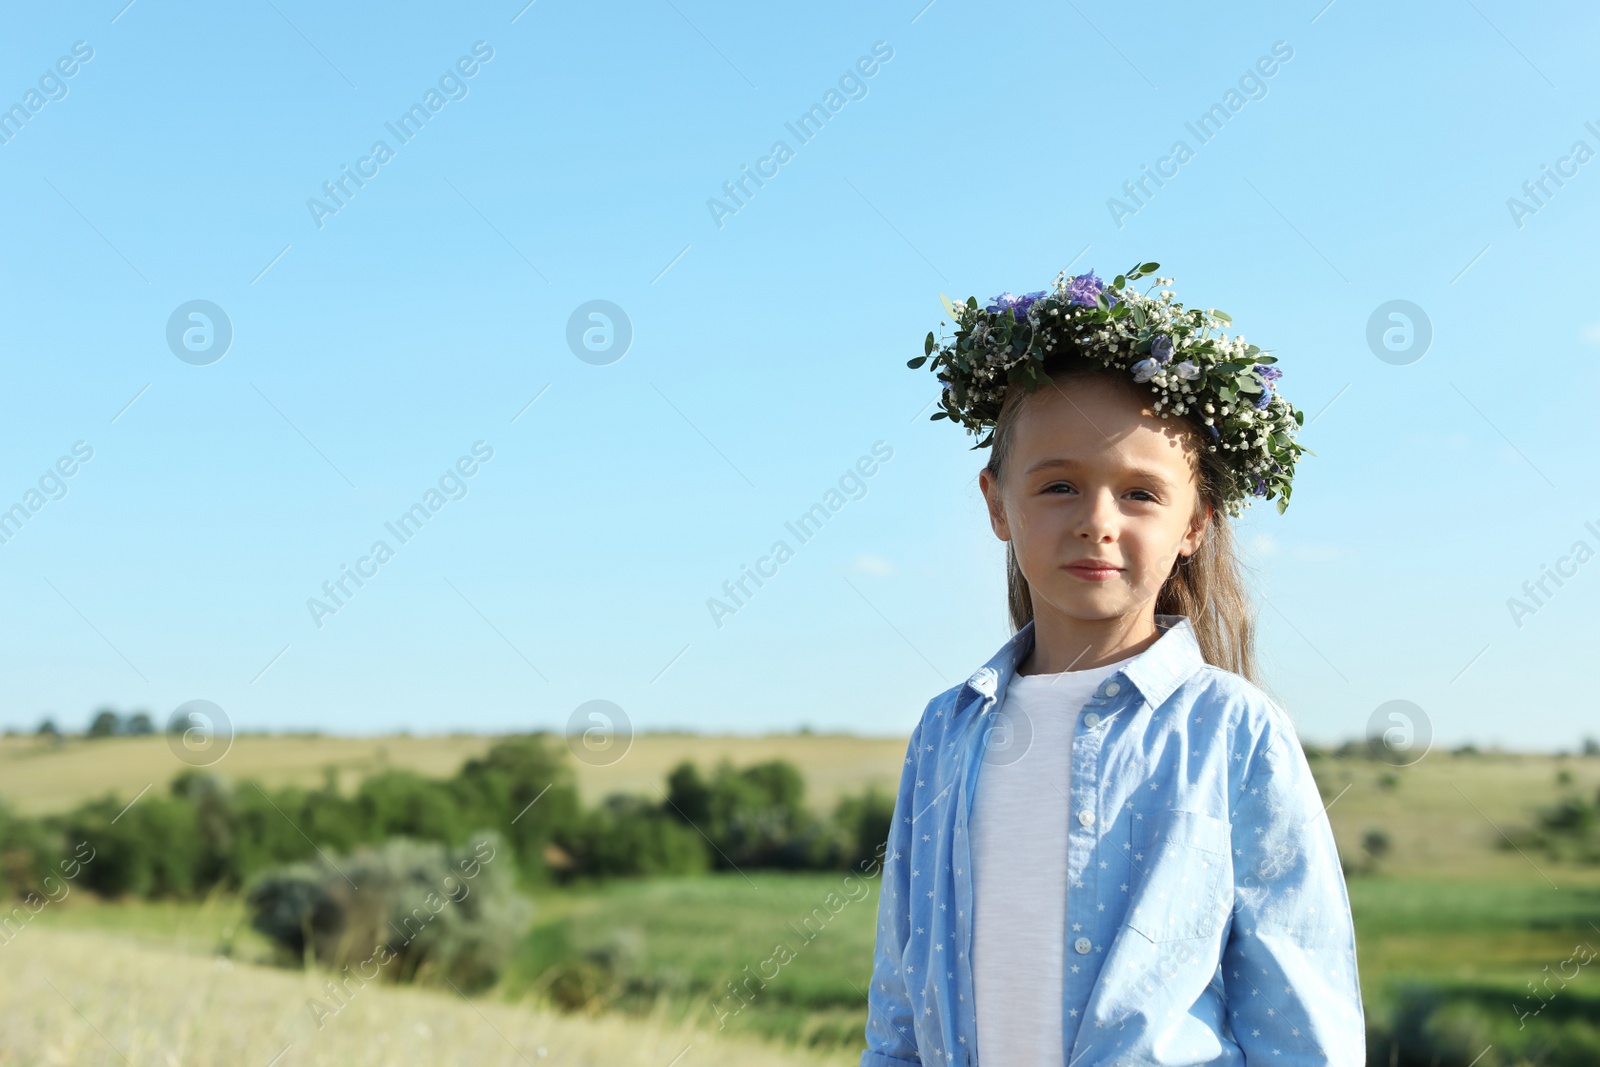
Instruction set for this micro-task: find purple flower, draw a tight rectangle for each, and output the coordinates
[987,289,1048,322]
[1150,335,1174,364]
[1250,474,1268,496]
[1130,358,1160,383]
[1205,423,1220,443]
[1249,364,1279,409]
[1012,290,1047,316]
[1066,271,1112,308]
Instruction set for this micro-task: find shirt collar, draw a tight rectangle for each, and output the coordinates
[957,613,1206,715]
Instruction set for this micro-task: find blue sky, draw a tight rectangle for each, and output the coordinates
[1,0,1595,751]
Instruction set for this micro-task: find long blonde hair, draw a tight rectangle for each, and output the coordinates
[983,367,1261,685]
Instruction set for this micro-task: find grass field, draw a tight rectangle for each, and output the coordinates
[18,866,1600,1063]
[6,732,1600,1065]
[0,732,908,816]
[0,923,845,1067]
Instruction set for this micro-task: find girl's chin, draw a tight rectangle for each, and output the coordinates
[1036,593,1140,622]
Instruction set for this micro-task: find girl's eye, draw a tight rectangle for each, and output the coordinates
[1044,483,1158,502]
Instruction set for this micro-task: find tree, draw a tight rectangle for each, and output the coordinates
[125,712,154,736]
[87,709,121,738]
[35,717,58,738]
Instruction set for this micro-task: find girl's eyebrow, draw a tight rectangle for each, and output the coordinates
[1024,457,1175,488]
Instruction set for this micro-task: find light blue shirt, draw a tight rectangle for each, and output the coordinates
[860,614,1365,1066]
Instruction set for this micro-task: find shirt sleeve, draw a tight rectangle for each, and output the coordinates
[1222,702,1366,1066]
[860,719,925,1067]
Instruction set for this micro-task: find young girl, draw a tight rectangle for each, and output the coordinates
[862,265,1364,1066]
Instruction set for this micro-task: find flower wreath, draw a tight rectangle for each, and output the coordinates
[907,261,1308,517]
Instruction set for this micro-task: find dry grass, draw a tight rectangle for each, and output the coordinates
[0,733,907,817]
[0,926,846,1067]
[1313,749,1600,878]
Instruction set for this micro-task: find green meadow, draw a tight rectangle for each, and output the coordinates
[5,732,1600,1065]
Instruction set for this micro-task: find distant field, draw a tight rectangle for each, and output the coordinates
[5,731,1598,881]
[0,732,908,817]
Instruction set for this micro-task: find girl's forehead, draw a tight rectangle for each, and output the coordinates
[1015,387,1192,454]
[1006,385,1201,486]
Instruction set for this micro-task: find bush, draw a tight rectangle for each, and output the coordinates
[555,795,707,879]
[1377,979,1600,1066]
[59,793,205,898]
[0,801,51,898]
[833,786,895,872]
[662,759,832,870]
[246,832,530,991]
[453,737,584,881]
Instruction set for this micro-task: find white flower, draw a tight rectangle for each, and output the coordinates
[1175,361,1201,380]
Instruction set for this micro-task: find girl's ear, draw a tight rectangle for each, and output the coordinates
[1182,501,1213,556]
[978,466,1012,542]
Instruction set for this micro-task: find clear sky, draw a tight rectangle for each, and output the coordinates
[1,0,1595,752]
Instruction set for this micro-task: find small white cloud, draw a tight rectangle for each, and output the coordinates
[851,553,896,577]
[1245,533,1279,557]
[1290,543,1345,563]
[1582,323,1600,345]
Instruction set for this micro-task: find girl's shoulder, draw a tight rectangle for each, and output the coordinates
[1172,661,1307,760]
[908,680,969,740]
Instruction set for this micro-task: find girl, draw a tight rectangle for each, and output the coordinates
[861,265,1364,1066]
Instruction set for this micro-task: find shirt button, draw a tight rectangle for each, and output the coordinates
[1074,937,1092,954]
[1103,682,1121,696]
[1083,712,1101,728]
[1078,809,1096,827]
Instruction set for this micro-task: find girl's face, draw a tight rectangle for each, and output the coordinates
[977,374,1211,631]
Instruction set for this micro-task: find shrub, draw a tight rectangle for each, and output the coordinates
[0,800,50,898]
[555,795,707,879]
[663,759,831,870]
[246,832,529,991]
[454,737,584,882]
[832,786,894,872]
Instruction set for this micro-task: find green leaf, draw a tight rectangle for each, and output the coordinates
[930,411,949,420]
[1209,309,1232,324]
[939,294,960,321]
[924,332,936,357]
[966,296,979,311]
[907,356,928,369]
[1236,375,1262,394]
[1137,261,1160,275]
[1113,275,1126,289]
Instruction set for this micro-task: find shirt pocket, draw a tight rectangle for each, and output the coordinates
[1126,808,1233,943]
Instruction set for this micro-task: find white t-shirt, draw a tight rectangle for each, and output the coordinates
[970,649,1139,1067]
